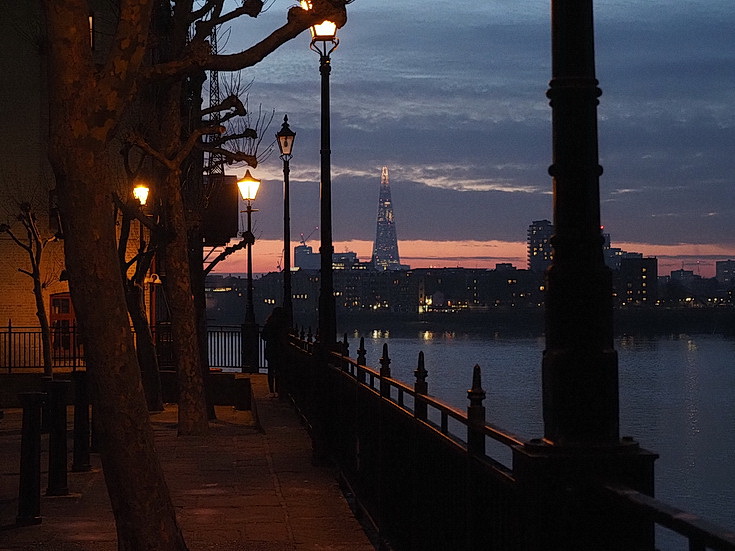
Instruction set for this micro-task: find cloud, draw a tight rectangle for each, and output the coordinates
[225,0,735,263]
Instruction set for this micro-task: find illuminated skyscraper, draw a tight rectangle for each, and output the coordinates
[527,219,554,273]
[371,167,402,271]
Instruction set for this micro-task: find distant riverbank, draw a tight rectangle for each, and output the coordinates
[336,307,735,338]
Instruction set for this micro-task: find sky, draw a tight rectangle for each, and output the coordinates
[212,0,735,278]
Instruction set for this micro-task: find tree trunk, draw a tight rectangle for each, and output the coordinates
[126,280,164,412]
[32,270,54,376]
[57,167,187,551]
[42,1,187,548]
[161,167,209,436]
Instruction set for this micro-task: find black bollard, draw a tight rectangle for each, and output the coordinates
[17,391,44,525]
[71,371,91,472]
[46,379,70,496]
[40,375,53,434]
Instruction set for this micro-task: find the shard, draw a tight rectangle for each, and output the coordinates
[371,166,402,271]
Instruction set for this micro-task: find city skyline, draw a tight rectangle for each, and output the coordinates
[213,0,734,278]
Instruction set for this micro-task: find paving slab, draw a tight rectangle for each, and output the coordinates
[0,375,375,550]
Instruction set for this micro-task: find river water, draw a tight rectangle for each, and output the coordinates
[350,330,735,549]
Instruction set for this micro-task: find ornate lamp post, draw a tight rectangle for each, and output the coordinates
[301,0,339,347]
[276,115,296,327]
[237,169,261,370]
[512,3,656,547]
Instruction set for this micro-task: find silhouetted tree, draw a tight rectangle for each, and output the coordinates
[0,201,61,375]
[40,0,348,548]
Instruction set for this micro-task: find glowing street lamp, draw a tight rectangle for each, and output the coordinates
[302,0,339,346]
[237,169,260,203]
[132,183,150,207]
[237,169,261,370]
[276,116,296,326]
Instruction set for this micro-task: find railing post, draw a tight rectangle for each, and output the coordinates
[379,343,391,398]
[341,333,349,372]
[16,391,44,526]
[46,379,70,496]
[6,320,12,373]
[413,351,428,421]
[71,371,91,472]
[466,364,486,455]
[356,337,366,384]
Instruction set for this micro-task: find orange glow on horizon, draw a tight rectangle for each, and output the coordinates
[207,238,735,279]
[210,238,527,275]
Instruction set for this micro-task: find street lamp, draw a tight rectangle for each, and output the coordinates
[276,115,296,327]
[302,0,339,347]
[237,169,260,371]
[132,183,150,207]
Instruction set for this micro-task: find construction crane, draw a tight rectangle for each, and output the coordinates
[681,261,702,275]
[300,227,318,247]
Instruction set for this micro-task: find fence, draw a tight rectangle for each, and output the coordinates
[279,335,735,551]
[0,323,261,372]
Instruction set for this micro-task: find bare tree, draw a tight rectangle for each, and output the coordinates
[0,202,61,375]
[114,186,165,412]
[39,1,349,548]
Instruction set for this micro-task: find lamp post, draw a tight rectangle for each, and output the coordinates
[237,169,260,370]
[276,115,296,327]
[302,0,339,347]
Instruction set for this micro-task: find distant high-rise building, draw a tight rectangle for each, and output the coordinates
[716,259,735,287]
[527,220,554,273]
[619,256,658,305]
[371,167,402,271]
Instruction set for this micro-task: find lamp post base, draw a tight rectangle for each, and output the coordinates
[241,321,259,373]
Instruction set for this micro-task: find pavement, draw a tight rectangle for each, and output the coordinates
[0,375,376,550]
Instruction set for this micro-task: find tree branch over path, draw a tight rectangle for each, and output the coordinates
[142,1,348,80]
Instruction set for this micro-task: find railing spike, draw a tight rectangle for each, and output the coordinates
[468,363,486,406]
[379,342,391,397]
[414,351,428,420]
[357,336,366,366]
[467,364,486,454]
[414,351,427,385]
[379,343,391,377]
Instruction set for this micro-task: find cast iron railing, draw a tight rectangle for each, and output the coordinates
[280,334,735,551]
[0,323,261,372]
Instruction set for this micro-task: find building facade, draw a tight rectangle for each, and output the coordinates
[527,219,553,273]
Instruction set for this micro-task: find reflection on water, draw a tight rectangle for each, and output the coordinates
[352,330,735,546]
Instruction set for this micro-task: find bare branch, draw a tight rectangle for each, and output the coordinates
[142,2,347,80]
[193,1,264,43]
[197,145,258,168]
[200,94,245,118]
[1,226,33,255]
[126,125,224,171]
[190,0,223,22]
[203,239,248,276]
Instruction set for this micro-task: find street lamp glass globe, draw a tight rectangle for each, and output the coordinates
[133,184,149,206]
[237,170,261,201]
[276,116,296,156]
[299,1,337,41]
